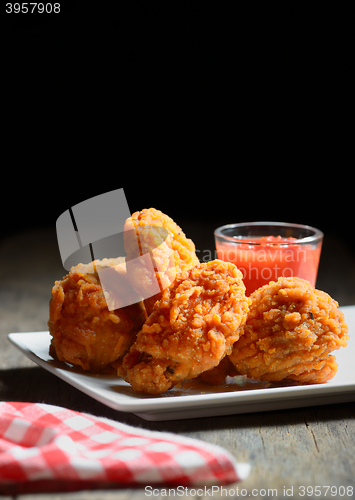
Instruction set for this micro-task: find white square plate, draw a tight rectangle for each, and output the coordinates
[8,306,355,421]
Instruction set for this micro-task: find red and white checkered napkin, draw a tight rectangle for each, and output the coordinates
[0,402,250,494]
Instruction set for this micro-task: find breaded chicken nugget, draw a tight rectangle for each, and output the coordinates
[119,260,249,394]
[197,356,239,385]
[48,258,146,373]
[124,208,199,315]
[229,277,349,384]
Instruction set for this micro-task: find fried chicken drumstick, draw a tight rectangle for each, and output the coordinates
[229,277,349,384]
[119,260,250,394]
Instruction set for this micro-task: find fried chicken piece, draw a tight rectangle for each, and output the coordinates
[229,277,349,384]
[197,356,239,385]
[48,258,146,373]
[119,260,250,394]
[124,208,199,315]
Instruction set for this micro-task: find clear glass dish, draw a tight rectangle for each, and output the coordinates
[214,221,323,295]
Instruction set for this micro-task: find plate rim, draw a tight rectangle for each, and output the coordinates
[7,306,355,416]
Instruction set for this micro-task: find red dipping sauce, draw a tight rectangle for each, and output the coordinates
[214,223,323,296]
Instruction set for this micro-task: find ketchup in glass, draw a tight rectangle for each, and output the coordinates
[214,222,323,296]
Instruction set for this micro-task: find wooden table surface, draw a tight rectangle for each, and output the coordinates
[0,227,354,500]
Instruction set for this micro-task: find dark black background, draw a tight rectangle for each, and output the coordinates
[1,177,353,250]
[3,1,354,250]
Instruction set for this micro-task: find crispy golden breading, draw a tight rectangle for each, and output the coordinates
[119,260,249,394]
[48,258,146,373]
[124,208,199,315]
[197,356,239,385]
[229,277,349,384]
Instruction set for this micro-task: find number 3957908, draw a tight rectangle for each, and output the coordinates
[6,3,60,13]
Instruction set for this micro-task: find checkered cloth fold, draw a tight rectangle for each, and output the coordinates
[0,402,250,494]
